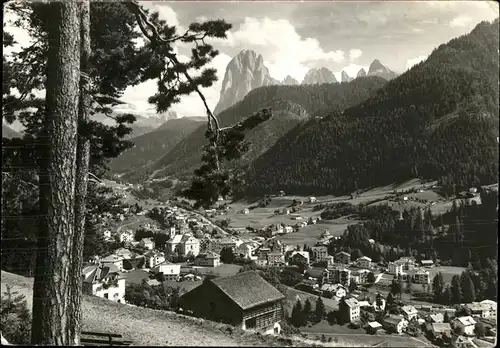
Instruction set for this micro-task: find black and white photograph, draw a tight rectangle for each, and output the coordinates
[1,0,498,346]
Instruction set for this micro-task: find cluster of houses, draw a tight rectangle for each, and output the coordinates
[293,247,378,289]
[337,294,497,345]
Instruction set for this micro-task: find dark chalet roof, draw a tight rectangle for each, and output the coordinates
[210,271,285,311]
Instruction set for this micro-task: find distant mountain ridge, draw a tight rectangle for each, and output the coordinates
[122,76,388,183]
[214,50,279,115]
[110,117,205,175]
[90,110,178,139]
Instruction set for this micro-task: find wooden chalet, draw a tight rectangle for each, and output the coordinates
[179,271,285,334]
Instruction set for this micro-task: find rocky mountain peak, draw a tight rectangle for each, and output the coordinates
[357,68,367,77]
[341,70,353,83]
[301,67,338,85]
[367,59,398,80]
[214,50,278,115]
[282,75,299,85]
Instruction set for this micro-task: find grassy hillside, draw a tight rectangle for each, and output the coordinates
[244,19,499,197]
[124,77,387,182]
[0,271,337,347]
[2,124,22,139]
[110,117,205,175]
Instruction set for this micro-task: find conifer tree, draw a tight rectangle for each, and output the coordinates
[314,296,326,323]
[450,275,462,304]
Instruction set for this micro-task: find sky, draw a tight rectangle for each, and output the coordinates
[3,1,499,118]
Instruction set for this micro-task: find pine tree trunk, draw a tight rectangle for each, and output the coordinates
[31,1,81,345]
[69,1,91,345]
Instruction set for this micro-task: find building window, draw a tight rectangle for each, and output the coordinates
[246,317,256,329]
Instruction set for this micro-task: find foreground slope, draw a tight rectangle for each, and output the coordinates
[2,124,22,139]
[110,117,205,175]
[245,19,499,196]
[1,271,339,347]
[125,77,387,182]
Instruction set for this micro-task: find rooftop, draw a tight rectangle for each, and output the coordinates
[402,305,418,314]
[431,323,452,333]
[384,315,405,325]
[82,264,120,283]
[169,235,183,244]
[197,251,220,259]
[210,271,285,311]
[455,316,477,326]
[429,313,444,323]
[342,298,359,308]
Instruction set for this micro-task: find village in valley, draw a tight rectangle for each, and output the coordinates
[2,1,499,347]
[80,178,498,348]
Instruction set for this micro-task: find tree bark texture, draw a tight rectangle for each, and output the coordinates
[69,0,91,344]
[31,1,81,345]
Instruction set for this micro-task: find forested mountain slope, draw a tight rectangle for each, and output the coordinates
[244,19,499,197]
[109,117,205,175]
[123,76,387,182]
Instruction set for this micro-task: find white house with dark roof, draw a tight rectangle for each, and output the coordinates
[428,313,444,323]
[144,250,166,268]
[320,283,347,299]
[82,263,125,303]
[290,250,310,265]
[235,242,254,259]
[366,321,383,334]
[429,323,452,340]
[311,246,329,262]
[339,297,360,323]
[452,316,476,336]
[401,305,418,321]
[479,299,497,317]
[383,315,408,333]
[100,254,124,271]
[194,251,220,267]
[413,268,431,284]
[334,251,351,264]
[356,256,372,269]
[388,261,404,276]
[151,261,181,281]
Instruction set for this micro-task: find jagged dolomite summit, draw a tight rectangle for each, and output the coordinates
[214,50,279,115]
[301,67,338,85]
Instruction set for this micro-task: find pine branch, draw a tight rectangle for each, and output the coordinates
[124,0,221,167]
